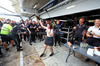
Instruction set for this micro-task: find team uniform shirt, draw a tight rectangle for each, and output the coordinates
[1,24,12,35]
[28,24,36,32]
[75,24,86,37]
[46,27,54,37]
[25,24,29,28]
[0,22,3,34]
[88,26,100,38]
[38,24,43,32]
[54,24,61,35]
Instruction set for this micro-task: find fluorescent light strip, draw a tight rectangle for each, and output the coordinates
[33,5,37,8]
[66,5,75,9]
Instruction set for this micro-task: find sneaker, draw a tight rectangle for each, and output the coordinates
[34,41,36,43]
[30,43,32,45]
[20,48,23,51]
[59,44,61,47]
[13,45,16,47]
[59,45,61,47]
[24,39,26,41]
[49,53,54,56]
[17,49,20,51]
[85,58,90,62]
[0,54,3,57]
[40,53,44,57]
[5,48,9,51]
[17,49,23,51]
[54,45,56,46]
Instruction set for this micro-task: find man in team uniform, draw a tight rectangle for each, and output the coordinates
[19,20,25,42]
[9,25,23,51]
[37,23,43,41]
[27,19,36,45]
[54,20,61,47]
[73,18,86,42]
[24,19,29,41]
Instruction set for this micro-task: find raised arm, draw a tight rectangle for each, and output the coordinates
[39,20,46,29]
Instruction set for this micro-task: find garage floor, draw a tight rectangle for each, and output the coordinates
[0,40,96,66]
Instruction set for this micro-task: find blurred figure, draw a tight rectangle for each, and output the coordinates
[19,20,25,42]
[1,23,15,51]
[39,20,54,57]
[27,19,36,45]
[0,47,2,57]
[4,19,11,24]
[73,18,86,42]
[54,20,61,47]
[9,25,22,51]
[86,19,100,65]
[24,19,29,41]
[0,21,3,36]
[86,19,100,46]
[50,20,54,26]
[37,21,44,41]
[13,20,17,26]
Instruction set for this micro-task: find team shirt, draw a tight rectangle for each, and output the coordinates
[88,26,100,38]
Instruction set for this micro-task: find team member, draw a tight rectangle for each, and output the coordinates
[0,36,2,57]
[4,19,11,24]
[44,20,49,36]
[39,20,54,57]
[1,23,14,51]
[19,20,25,42]
[24,19,29,41]
[86,19,100,65]
[54,20,61,47]
[33,21,37,42]
[36,20,40,40]
[73,18,86,42]
[27,20,36,45]
[0,21,3,36]
[13,20,17,26]
[41,20,45,41]
[37,23,43,41]
[9,25,23,51]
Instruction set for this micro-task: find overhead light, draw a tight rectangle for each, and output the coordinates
[33,5,37,9]
[66,5,75,9]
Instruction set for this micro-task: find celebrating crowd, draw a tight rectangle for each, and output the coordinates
[0,19,62,56]
[0,18,100,65]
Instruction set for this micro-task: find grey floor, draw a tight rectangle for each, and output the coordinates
[33,40,96,66]
[0,39,96,66]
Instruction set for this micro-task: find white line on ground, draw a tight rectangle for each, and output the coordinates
[20,42,23,66]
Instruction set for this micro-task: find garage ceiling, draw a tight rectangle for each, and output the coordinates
[22,0,51,9]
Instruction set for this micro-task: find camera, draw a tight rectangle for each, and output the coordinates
[89,30,92,35]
